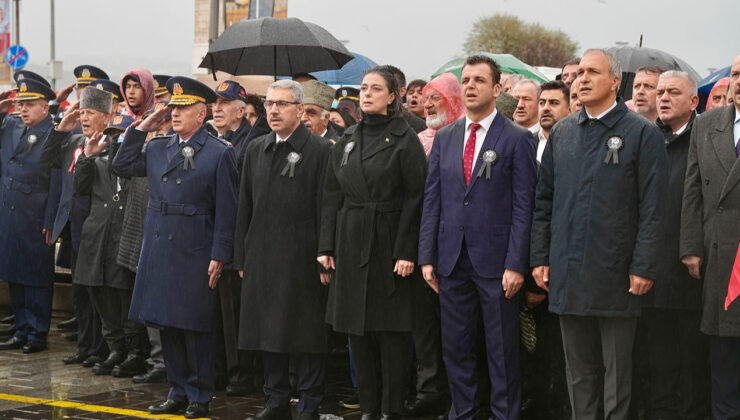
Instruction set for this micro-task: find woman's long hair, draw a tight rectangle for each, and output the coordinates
[362,66,403,118]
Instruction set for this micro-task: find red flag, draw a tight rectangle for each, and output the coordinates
[724,241,740,310]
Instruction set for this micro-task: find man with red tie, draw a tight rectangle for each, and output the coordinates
[418,55,537,420]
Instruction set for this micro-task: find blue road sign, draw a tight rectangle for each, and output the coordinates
[5,45,29,69]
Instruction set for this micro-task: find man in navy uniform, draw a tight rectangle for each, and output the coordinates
[112,76,238,419]
[0,78,60,353]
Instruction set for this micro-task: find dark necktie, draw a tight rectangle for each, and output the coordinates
[463,123,481,186]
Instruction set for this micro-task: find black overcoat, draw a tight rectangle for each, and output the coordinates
[234,123,331,353]
[73,140,133,289]
[651,115,699,310]
[530,101,668,317]
[319,116,427,335]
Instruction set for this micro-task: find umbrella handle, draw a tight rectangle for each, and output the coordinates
[210,54,217,81]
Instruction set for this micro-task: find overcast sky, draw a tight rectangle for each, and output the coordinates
[12,0,738,89]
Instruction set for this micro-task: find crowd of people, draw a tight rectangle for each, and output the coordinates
[0,47,738,420]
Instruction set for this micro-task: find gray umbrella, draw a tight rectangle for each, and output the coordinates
[606,46,702,100]
[199,17,354,77]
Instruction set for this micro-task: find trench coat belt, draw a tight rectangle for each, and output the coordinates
[344,199,402,296]
[148,200,211,216]
[2,176,39,194]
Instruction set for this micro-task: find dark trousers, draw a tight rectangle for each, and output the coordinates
[439,246,521,420]
[412,281,449,402]
[214,270,252,387]
[262,351,326,413]
[147,327,164,369]
[74,284,107,358]
[709,335,740,420]
[88,285,146,352]
[644,308,709,420]
[8,282,53,344]
[160,327,215,404]
[559,315,637,420]
[350,331,411,415]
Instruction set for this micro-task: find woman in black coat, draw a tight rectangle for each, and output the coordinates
[318,67,427,420]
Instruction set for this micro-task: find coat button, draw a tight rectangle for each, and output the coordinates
[154,232,159,239]
[463,200,469,206]
[162,176,168,182]
[18,163,23,167]
[176,178,181,185]
[705,179,710,185]
[9,158,13,163]
[103,203,108,207]
[718,206,724,213]
[459,226,464,231]
[10,205,14,210]
[168,234,173,240]
[119,206,123,210]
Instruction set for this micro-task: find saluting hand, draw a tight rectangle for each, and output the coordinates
[208,259,224,289]
[421,264,438,294]
[502,269,524,299]
[0,90,14,113]
[137,105,170,132]
[55,83,75,104]
[57,102,80,132]
[532,265,550,292]
[84,131,106,156]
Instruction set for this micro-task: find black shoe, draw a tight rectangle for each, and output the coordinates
[133,366,168,384]
[380,415,399,420]
[22,341,47,353]
[112,352,147,377]
[339,392,360,409]
[436,412,449,420]
[62,352,87,364]
[0,314,13,324]
[0,324,16,336]
[0,336,25,350]
[225,384,250,396]
[92,350,126,375]
[63,333,78,342]
[82,355,105,368]
[246,406,292,420]
[57,316,78,331]
[360,413,379,420]
[148,399,188,414]
[403,399,446,417]
[184,402,209,419]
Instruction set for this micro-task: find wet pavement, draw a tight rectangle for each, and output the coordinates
[0,315,363,420]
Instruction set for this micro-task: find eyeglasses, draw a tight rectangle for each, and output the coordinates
[264,100,300,110]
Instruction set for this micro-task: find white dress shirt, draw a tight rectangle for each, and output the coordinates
[585,100,618,120]
[536,129,548,163]
[463,109,498,163]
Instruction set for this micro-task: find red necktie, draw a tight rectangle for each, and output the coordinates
[463,123,481,185]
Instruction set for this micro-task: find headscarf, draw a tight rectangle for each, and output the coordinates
[705,77,730,111]
[120,68,155,118]
[417,72,464,155]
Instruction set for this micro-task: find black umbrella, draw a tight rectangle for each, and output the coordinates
[606,46,702,100]
[199,17,354,78]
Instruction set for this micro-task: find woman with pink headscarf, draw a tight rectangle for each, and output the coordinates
[417,72,465,155]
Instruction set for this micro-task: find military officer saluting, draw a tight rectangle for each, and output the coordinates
[112,76,238,419]
[0,78,59,353]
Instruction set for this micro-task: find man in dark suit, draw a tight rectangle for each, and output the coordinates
[112,77,238,419]
[418,55,538,420]
[680,54,740,420]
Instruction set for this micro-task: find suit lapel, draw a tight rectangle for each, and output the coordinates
[449,119,466,190]
[710,106,736,175]
[342,127,373,201]
[466,113,504,195]
[162,128,206,176]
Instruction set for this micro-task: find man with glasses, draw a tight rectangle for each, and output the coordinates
[236,80,332,420]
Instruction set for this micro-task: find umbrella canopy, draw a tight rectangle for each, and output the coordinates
[309,52,378,85]
[199,17,353,77]
[431,53,548,83]
[606,46,702,101]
